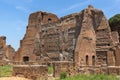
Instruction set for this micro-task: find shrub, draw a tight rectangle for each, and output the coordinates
[60,72,67,79]
[48,65,53,74]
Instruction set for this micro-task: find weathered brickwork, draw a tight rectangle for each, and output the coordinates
[0,36,15,65]
[14,11,78,62]
[53,61,76,77]
[13,5,120,77]
[13,65,48,80]
[14,12,59,62]
[0,36,6,61]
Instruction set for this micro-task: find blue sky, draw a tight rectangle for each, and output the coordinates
[0,0,120,51]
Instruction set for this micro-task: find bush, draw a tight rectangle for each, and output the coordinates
[48,65,53,74]
[60,72,67,79]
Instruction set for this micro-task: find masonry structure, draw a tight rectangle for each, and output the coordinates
[0,36,15,65]
[12,5,120,77]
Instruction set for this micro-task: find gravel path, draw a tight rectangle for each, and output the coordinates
[0,77,30,80]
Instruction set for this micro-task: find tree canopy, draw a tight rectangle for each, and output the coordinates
[109,14,120,29]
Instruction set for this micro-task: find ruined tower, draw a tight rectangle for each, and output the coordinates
[14,12,58,62]
[0,36,6,60]
[0,36,15,63]
[75,6,96,66]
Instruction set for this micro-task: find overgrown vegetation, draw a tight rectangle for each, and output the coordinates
[48,65,53,74]
[0,65,13,77]
[58,74,119,80]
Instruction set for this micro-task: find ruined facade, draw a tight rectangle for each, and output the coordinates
[14,5,120,72]
[0,36,6,61]
[0,36,15,65]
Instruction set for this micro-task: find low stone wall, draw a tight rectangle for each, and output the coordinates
[53,62,117,77]
[78,65,108,74]
[53,61,76,77]
[77,66,120,75]
[13,61,52,65]
[108,66,120,75]
[0,60,7,66]
[13,65,48,80]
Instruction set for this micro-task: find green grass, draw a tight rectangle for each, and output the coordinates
[0,65,13,77]
[58,74,119,80]
[48,65,53,74]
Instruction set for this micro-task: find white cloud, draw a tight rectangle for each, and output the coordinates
[16,6,29,13]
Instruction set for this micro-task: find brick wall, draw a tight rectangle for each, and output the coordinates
[53,61,76,77]
[13,65,48,80]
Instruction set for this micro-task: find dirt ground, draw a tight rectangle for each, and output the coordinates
[0,77,31,80]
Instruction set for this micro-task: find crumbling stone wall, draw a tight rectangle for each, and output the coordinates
[6,45,15,61]
[115,45,120,66]
[37,14,77,61]
[14,12,58,62]
[108,66,120,75]
[0,36,6,61]
[15,10,78,62]
[0,36,15,65]
[75,5,96,67]
[53,61,76,77]
[111,31,119,45]
[13,5,120,76]
[13,65,48,80]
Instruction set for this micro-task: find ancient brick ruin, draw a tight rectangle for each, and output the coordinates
[14,5,120,66]
[0,5,120,79]
[0,36,15,65]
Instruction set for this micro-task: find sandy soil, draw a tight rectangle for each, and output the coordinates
[0,77,30,80]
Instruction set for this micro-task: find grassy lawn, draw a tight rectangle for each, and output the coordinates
[0,65,13,77]
[58,74,119,80]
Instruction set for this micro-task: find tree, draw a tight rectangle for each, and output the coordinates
[109,14,120,31]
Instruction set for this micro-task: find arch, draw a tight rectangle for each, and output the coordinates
[23,56,29,62]
[86,55,89,65]
[92,56,95,65]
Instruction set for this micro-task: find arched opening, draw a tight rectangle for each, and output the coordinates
[48,18,52,23]
[23,56,29,62]
[86,55,89,65]
[92,56,95,66]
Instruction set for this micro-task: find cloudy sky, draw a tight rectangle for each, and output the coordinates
[0,0,120,50]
